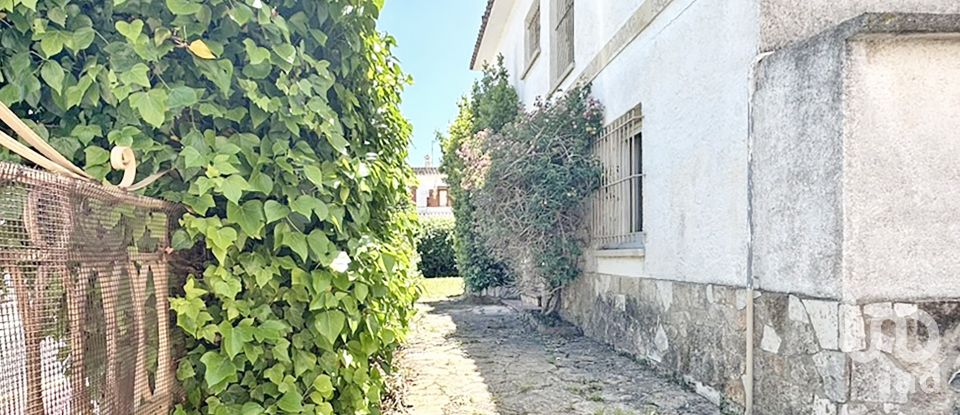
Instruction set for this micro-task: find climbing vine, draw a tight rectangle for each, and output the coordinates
[0,0,419,413]
[439,57,518,292]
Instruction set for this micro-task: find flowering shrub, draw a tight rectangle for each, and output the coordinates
[440,58,518,292]
[475,86,603,312]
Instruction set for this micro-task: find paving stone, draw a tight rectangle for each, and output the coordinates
[391,298,718,415]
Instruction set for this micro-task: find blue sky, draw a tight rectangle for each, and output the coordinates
[379,0,488,167]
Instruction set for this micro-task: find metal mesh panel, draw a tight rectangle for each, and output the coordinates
[0,162,180,414]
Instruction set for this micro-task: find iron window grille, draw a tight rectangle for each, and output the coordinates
[590,104,644,249]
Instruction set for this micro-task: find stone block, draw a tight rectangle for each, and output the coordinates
[814,396,838,415]
[862,302,893,319]
[789,295,808,322]
[840,304,866,352]
[893,303,918,317]
[850,354,914,404]
[813,351,849,402]
[804,298,840,350]
[655,280,673,311]
[761,325,782,354]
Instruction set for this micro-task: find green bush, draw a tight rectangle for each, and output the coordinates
[415,217,457,278]
[0,0,418,414]
[439,58,518,292]
[475,86,603,312]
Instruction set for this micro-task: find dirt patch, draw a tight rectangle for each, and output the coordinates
[388,297,719,415]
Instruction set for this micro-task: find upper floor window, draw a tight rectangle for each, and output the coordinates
[551,0,574,89]
[523,2,541,78]
[591,104,643,249]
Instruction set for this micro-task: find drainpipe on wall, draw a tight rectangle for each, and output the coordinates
[745,50,773,415]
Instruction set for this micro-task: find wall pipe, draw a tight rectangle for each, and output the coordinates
[745,50,773,415]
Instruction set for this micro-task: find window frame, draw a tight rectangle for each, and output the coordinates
[522,1,541,79]
[590,104,644,250]
[550,0,575,91]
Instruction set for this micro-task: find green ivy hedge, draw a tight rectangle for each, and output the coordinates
[439,58,517,292]
[0,0,418,413]
[415,217,457,278]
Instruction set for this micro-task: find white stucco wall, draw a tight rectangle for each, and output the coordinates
[474,1,960,294]
[414,173,447,208]
[477,0,758,287]
[760,0,960,50]
[842,35,960,301]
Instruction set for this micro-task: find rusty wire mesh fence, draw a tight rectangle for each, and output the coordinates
[0,162,181,414]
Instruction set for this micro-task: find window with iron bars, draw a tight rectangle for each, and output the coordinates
[551,0,574,89]
[590,104,643,249]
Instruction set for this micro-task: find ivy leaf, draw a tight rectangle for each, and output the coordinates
[229,5,254,25]
[199,351,237,390]
[166,0,202,15]
[128,89,168,127]
[20,0,37,10]
[307,230,335,264]
[188,39,217,59]
[314,310,345,345]
[172,229,194,250]
[119,63,151,87]
[240,403,264,415]
[115,19,144,42]
[220,175,249,204]
[313,374,334,399]
[274,43,296,64]
[290,195,319,218]
[264,200,290,224]
[168,86,200,109]
[40,61,65,95]
[84,146,110,167]
[219,321,254,360]
[70,28,96,52]
[181,146,206,169]
[303,165,324,188]
[206,226,238,253]
[277,388,303,413]
[243,39,270,64]
[197,59,234,97]
[282,232,308,262]
[227,200,265,238]
[39,31,65,57]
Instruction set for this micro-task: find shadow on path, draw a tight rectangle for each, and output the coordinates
[394,296,719,415]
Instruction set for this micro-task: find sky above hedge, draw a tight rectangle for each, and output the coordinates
[380,0,486,167]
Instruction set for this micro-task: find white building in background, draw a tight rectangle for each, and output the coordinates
[411,155,453,219]
[472,0,960,413]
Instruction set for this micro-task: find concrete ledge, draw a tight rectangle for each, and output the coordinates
[593,248,646,259]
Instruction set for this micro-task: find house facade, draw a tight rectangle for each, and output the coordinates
[411,156,453,219]
[472,1,960,413]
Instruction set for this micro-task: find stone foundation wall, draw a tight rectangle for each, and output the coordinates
[561,272,960,414]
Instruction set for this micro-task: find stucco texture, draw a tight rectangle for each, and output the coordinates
[760,0,960,49]
[842,35,960,301]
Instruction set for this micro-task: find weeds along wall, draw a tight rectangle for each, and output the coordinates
[0,0,419,413]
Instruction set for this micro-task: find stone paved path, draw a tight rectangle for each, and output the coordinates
[391,297,719,415]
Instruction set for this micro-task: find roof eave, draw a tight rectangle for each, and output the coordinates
[470,0,515,71]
